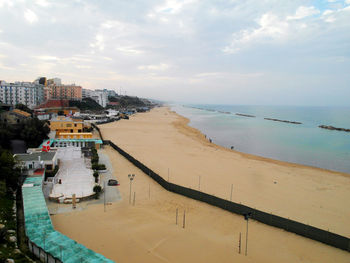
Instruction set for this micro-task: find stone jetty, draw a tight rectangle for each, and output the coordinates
[264,118,302,124]
[318,125,350,132]
[236,113,256,118]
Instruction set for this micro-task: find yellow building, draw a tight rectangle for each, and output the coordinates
[57,133,93,139]
[50,116,86,136]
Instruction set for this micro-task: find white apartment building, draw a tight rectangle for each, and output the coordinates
[82,88,108,107]
[0,81,45,109]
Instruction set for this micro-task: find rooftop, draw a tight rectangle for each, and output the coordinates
[11,109,31,118]
[50,116,83,122]
[15,152,56,162]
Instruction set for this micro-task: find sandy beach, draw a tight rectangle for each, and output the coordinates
[50,107,350,262]
[51,146,350,263]
[99,107,350,237]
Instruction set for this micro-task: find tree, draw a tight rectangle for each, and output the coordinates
[0,148,19,190]
[93,185,102,199]
[93,171,99,183]
[0,125,14,149]
[69,98,104,111]
[20,118,49,148]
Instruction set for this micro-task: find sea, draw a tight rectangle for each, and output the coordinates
[171,104,350,174]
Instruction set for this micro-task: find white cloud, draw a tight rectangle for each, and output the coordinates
[154,0,196,14]
[195,72,224,78]
[138,63,170,71]
[323,10,334,16]
[33,55,59,61]
[116,46,143,55]
[90,34,105,51]
[286,6,320,20]
[76,65,92,69]
[0,63,14,70]
[0,0,13,8]
[35,0,50,7]
[223,13,289,53]
[346,0,350,5]
[24,9,38,24]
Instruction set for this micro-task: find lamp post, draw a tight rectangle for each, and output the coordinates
[244,212,252,256]
[128,174,135,204]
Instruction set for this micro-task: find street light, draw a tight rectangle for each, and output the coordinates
[128,174,135,204]
[244,212,252,256]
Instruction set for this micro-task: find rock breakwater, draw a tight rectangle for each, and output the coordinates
[236,113,256,118]
[264,118,302,124]
[318,125,350,132]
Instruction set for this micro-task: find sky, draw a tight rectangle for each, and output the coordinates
[0,0,349,106]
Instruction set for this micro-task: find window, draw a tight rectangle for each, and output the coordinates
[66,123,72,127]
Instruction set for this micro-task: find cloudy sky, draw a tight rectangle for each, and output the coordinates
[0,0,349,105]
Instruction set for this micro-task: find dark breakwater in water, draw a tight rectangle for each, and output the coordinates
[319,125,350,133]
[264,118,302,125]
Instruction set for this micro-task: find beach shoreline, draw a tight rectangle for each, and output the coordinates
[98,106,350,237]
[50,107,350,262]
[169,107,350,178]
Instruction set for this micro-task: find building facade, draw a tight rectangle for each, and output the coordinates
[82,88,108,107]
[0,81,45,109]
[46,84,82,101]
[50,116,85,135]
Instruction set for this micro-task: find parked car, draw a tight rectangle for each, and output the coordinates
[108,179,119,186]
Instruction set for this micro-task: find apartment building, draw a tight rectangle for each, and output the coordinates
[46,84,82,101]
[82,88,108,107]
[0,81,45,109]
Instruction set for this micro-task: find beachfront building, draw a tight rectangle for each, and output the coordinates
[35,99,80,117]
[49,116,102,148]
[57,132,93,139]
[50,116,85,135]
[0,81,45,109]
[46,84,82,101]
[82,88,109,107]
[15,151,58,172]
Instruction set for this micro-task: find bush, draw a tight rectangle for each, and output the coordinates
[91,156,99,164]
[0,227,7,243]
[93,171,99,178]
[93,185,102,199]
[92,163,106,170]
